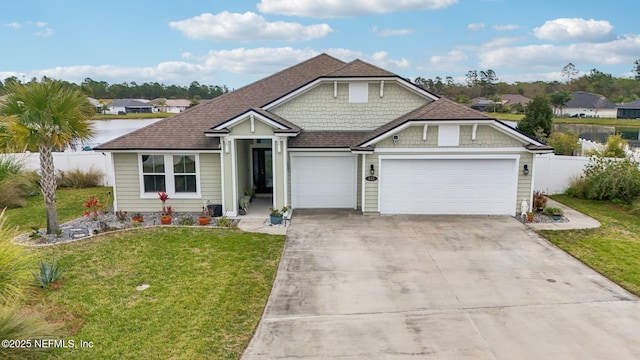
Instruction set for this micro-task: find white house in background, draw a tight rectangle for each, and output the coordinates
[104,99,153,115]
[150,98,191,113]
[563,91,617,118]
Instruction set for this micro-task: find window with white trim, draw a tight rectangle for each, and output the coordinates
[140,154,199,196]
[142,155,166,192]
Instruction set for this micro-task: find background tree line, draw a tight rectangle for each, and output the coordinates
[414,60,640,104]
[0,77,229,100]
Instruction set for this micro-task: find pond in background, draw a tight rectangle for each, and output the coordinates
[553,124,640,149]
[76,118,162,150]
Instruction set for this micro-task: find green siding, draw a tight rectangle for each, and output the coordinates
[229,118,275,136]
[113,152,221,212]
[272,82,429,130]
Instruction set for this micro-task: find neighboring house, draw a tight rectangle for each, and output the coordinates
[150,98,192,113]
[564,91,617,118]
[104,99,153,115]
[95,54,552,217]
[617,99,640,119]
[470,94,531,112]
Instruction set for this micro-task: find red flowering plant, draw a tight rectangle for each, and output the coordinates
[158,192,172,216]
[83,195,103,220]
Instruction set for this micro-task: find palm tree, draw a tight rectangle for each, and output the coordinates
[0,80,94,234]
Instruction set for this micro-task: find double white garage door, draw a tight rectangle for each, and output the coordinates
[291,154,517,215]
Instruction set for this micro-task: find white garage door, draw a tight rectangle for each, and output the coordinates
[379,158,517,215]
[291,154,357,208]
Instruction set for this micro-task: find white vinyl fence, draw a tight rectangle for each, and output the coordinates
[0,151,113,186]
[534,153,588,195]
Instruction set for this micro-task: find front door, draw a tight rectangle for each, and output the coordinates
[253,148,273,194]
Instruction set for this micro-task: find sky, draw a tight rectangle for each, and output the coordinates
[1,0,639,90]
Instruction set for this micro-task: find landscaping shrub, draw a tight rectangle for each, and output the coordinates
[547,131,579,156]
[33,259,65,289]
[582,157,640,203]
[564,176,588,198]
[57,167,103,189]
[0,210,54,359]
[0,158,35,209]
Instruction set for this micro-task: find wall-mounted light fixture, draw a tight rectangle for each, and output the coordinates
[523,164,529,176]
[392,135,399,144]
[370,164,375,175]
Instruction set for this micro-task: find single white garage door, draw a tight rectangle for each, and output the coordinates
[291,154,357,208]
[379,158,517,215]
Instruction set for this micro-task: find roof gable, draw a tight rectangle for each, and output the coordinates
[566,91,616,109]
[325,59,396,77]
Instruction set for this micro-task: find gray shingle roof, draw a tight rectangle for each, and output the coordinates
[565,91,615,109]
[95,54,542,151]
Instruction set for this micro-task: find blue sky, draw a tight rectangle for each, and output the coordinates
[1,0,639,90]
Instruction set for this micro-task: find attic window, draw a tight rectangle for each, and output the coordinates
[349,83,368,103]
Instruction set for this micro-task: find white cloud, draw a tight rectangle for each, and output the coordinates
[482,36,523,48]
[34,27,54,37]
[4,22,22,29]
[169,11,332,42]
[420,50,468,72]
[533,18,614,42]
[372,26,414,37]
[493,24,519,31]
[257,0,458,18]
[467,23,485,31]
[478,34,640,69]
[0,47,414,87]
[35,21,48,28]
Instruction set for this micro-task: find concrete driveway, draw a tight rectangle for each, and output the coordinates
[242,211,640,359]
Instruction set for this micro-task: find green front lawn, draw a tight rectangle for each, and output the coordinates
[540,195,640,296]
[3,187,285,359]
[30,228,284,359]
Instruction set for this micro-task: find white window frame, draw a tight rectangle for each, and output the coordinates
[138,153,201,199]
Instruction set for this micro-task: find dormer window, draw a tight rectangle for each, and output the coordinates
[349,82,368,103]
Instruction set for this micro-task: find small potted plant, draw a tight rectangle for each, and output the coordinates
[131,212,144,223]
[158,192,172,224]
[269,206,288,225]
[532,191,547,212]
[544,207,563,221]
[198,206,210,226]
[526,211,534,222]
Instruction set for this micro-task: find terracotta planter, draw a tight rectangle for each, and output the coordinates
[527,213,534,222]
[131,216,143,223]
[160,215,172,225]
[198,217,210,226]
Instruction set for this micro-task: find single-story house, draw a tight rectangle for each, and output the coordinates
[617,99,640,119]
[150,98,192,113]
[564,91,617,118]
[470,94,531,112]
[104,99,153,115]
[95,54,552,217]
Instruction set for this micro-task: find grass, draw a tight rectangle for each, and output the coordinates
[3,187,113,232]
[3,187,285,359]
[489,112,640,128]
[28,228,284,359]
[540,195,640,296]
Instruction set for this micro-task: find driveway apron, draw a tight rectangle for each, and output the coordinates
[242,210,640,359]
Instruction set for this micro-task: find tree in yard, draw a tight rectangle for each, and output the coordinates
[0,80,94,234]
[549,90,573,117]
[547,131,579,156]
[633,59,640,80]
[516,95,553,140]
[561,63,579,82]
